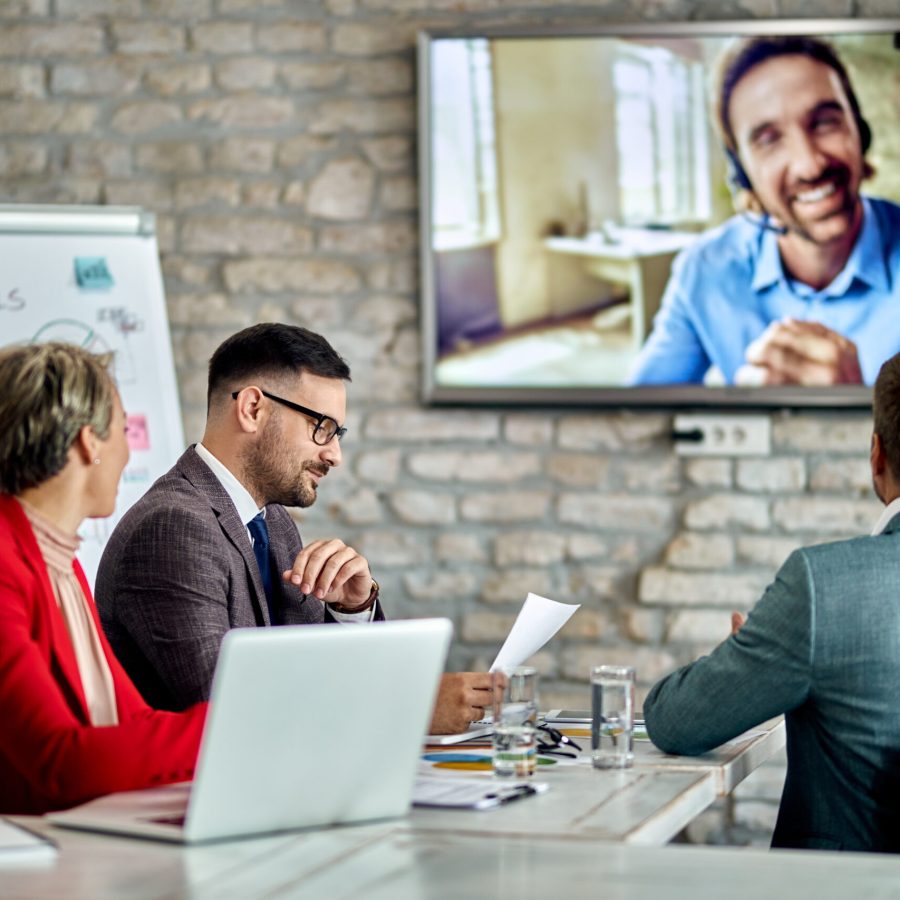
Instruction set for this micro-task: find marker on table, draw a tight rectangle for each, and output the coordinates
[485,784,539,806]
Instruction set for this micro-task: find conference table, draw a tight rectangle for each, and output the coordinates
[412,717,786,845]
[8,816,900,900]
[1,721,801,898]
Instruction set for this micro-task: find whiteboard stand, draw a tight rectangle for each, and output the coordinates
[0,204,184,586]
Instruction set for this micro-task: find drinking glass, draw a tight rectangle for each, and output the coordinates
[591,665,635,769]
[491,666,538,778]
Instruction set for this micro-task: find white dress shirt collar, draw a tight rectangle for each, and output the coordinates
[194,443,375,622]
[871,495,900,536]
[195,442,263,527]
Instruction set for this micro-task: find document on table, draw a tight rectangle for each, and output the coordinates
[490,592,580,671]
[0,818,57,865]
[413,775,548,809]
[424,724,493,746]
[424,593,579,746]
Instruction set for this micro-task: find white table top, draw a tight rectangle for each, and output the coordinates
[1,720,790,897]
[410,764,716,845]
[633,716,786,794]
[231,830,900,900]
[545,227,697,260]
[409,718,784,844]
[5,813,900,900]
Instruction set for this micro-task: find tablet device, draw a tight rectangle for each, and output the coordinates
[544,709,591,724]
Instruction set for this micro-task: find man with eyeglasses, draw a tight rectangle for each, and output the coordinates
[95,323,491,733]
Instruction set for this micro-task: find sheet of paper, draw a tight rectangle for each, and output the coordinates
[424,723,493,746]
[490,592,579,671]
[413,774,548,809]
[0,818,57,865]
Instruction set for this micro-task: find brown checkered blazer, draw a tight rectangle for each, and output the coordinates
[96,446,374,711]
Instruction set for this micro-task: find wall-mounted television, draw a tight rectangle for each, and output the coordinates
[417,19,900,409]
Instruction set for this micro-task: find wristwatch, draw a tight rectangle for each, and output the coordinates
[329,579,379,614]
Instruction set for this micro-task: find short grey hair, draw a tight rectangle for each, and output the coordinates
[0,342,116,495]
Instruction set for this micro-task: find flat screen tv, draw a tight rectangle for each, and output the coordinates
[417,19,900,409]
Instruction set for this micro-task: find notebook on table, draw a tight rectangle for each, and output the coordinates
[425,725,493,746]
[48,619,453,844]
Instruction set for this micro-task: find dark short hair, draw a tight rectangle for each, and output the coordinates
[714,35,874,190]
[207,323,351,407]
[874,352,900,481]
[0,342,115,495]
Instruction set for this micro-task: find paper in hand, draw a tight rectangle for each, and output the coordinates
[490,592,579,672]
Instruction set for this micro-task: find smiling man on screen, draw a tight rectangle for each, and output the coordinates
[629,35,900,387]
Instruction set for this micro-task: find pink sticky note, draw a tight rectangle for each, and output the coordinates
[126,414,150,451]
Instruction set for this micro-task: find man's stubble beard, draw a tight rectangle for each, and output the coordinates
[243,415,327,509]
[780,164,861,246]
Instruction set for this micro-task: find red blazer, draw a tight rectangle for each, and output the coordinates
[0,494,208,814]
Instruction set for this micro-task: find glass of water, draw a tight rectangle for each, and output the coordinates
[491,666,538,778]
[591,665,635,769]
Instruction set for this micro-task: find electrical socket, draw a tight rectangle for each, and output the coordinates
[672,414,771,457]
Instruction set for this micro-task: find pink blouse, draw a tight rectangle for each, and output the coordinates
[19,500,118,726]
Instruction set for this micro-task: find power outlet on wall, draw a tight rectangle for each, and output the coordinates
[672,414,771,457]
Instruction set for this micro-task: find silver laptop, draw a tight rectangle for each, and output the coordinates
[48,619,452,843]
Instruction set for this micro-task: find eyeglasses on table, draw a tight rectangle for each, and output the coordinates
[536,723,583,758]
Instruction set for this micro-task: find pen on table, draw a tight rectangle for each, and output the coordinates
[486,785,537,806]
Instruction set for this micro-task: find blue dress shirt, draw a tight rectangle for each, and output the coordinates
[628,196,900,385]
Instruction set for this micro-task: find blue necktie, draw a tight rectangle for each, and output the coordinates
[247,512,277,625]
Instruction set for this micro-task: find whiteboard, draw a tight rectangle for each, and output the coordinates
[0,205,184,586]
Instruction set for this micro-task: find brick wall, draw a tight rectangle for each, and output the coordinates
[1,0,888,845]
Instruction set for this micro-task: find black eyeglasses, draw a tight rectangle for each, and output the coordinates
[231,389,347,446]
[536,723,583,758]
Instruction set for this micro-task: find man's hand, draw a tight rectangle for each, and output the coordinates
[731,612,746,636]
[428,672,493,734]
[282,539,372,610]
[734,318,863,386]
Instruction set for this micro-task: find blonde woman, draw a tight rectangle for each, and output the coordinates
[0,342,206,814]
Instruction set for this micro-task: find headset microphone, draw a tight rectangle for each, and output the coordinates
[726,147,789,235]
[725,147,752,193]
[741,212,789,236]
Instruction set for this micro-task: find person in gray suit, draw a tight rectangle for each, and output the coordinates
[644,351,900,852]
[96,323,491,733]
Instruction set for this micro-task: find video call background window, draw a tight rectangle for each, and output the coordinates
[612,45,712,226]
[430,38,501,251]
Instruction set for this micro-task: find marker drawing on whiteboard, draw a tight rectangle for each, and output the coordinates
[0,288,25,312]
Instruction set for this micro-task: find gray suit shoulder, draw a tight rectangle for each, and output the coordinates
[792,525,899,569]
